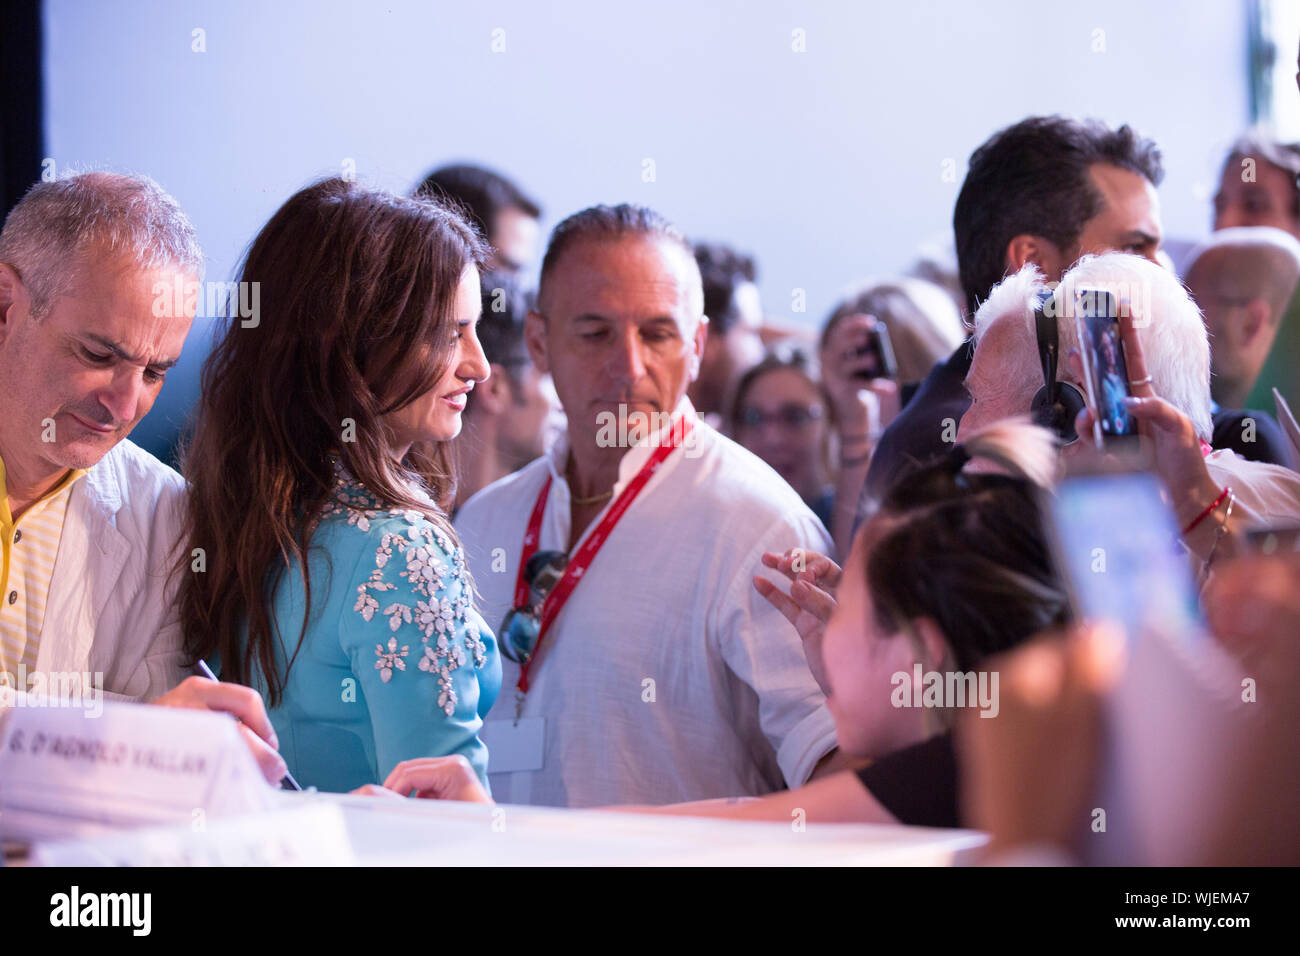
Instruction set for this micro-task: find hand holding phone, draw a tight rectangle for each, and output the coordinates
[1074,308,1228,538]
[1043,468,1250,865]
[850,322,897,382]
[1074,288,1138,447]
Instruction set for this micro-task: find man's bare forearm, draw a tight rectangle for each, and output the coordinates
[808,746,867,780]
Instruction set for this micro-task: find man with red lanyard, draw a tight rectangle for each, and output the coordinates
[958,252,1300,576]
[455,204,851,808]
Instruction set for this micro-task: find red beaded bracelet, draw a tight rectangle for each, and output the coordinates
[1182,486,1231,536]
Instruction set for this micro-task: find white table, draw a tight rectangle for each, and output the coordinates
[22,790,988,866]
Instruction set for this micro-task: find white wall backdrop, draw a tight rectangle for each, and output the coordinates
[42,0,1253,451]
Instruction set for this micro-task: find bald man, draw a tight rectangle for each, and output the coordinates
[1185,226,1300,468]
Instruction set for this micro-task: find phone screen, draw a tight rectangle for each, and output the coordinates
[852,324,898,381]
[1045,470,1203,643]
[1075,289,1139,443]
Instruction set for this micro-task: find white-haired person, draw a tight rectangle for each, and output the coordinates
[0,172,286,783]
[958,252,1300,577]
[1184,226,1300,469]
[357,421,1072,829]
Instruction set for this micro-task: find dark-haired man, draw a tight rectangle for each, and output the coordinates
[861,115,1164,504]
[454,276,561,509]
[414,164,542,276]
[688,242,764,428]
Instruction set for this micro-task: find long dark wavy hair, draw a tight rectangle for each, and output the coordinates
[178,177,488,704]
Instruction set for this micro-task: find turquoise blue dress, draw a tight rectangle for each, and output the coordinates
[251,466,501,793]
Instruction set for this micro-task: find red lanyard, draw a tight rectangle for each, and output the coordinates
[513,412,695,692]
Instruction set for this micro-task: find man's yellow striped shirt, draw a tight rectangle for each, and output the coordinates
[0,456,86,683]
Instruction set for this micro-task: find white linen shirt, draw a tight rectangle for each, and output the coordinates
[455,400,837,808]
[1204,449,1300,526]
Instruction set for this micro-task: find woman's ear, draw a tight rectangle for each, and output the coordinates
[911,617,953,672]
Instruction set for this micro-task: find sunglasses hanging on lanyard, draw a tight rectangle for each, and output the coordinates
[498,412,697,707]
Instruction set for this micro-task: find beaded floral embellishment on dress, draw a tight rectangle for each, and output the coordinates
[327,463,486,716]
[374,636,408,682]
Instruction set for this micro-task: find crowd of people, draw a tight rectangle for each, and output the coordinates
[3,90,1300,864]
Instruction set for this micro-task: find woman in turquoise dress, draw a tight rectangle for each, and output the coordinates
[177,178,501,792]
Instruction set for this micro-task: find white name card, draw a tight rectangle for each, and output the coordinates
[31,803,355,867]
[480,717,545,773]
[0,700,278,843]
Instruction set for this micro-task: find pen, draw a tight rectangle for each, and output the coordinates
[194,659,302,791]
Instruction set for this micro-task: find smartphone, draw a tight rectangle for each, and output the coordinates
[1043,468,1248,865]
[1074,289,1139,447]
[1044,468,1202,644]
[851,323,898,381]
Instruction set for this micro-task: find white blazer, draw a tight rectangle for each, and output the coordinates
[31,439,188,703]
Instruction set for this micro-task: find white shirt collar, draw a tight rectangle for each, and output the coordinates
[544,395,698,500]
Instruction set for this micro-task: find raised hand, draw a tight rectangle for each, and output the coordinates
[753,548,842,696]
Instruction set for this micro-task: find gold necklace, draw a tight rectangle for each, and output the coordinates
[565,452,614,506]
[570,489,614,506]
